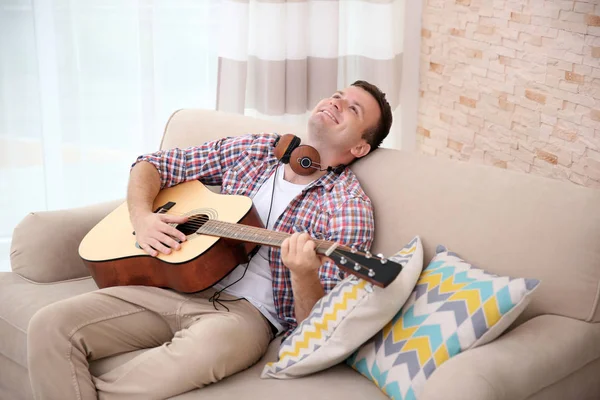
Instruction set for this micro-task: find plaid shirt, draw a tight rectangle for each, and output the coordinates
[133,133,375,333]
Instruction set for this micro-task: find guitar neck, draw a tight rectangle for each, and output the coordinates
[197,220,342,255]
[195,218,403,289]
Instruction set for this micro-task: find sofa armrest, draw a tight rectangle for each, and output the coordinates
[420,315,600,400]
[10,200,123,283]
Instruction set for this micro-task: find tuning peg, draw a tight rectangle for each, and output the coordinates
[368,269,375,277]
[351,246,357,254]
[377,253,388,264]
[340,257,347,265]
[353,263,361,271]
[365,251,372,259]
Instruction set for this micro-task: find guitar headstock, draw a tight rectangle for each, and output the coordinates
[325,247,403,288]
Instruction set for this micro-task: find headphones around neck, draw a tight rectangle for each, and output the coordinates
[273,134,346,176]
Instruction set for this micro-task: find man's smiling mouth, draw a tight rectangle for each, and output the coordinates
[322,110,338,124]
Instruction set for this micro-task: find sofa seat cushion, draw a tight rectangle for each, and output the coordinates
[0,353,33,400]
[90,337,389,400]
[0,272,98,368]
[419,315,600,400]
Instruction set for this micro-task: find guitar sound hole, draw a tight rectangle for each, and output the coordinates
[176,214,208,236]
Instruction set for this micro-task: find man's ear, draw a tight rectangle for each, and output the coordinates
[350,140,371,159]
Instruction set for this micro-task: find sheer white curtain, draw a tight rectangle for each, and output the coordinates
[216,0,405,144]
[1,0,415,272]
[0,0,219,271]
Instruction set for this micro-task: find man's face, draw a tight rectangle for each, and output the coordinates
[308,85,381,160]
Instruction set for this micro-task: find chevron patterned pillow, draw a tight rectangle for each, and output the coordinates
[261,236,424,379]
[347,246,540,400]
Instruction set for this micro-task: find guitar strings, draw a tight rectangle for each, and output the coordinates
[147,210,390,283]
[155,211,371,256]
[149,211,394,283]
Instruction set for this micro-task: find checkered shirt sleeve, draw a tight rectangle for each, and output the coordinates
[320,197,374,292]
[131,135,256,188]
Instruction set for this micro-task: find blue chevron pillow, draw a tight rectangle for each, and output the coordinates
[347,246,540,400]
[261,237,424,379]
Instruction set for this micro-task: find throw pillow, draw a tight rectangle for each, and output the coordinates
[347,245,540,400]
[261,236,424,379]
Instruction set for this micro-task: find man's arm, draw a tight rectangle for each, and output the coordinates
[281,233,325,323]
[127,161,188,257]
[128,161,161,223]
[282,197,375,324]
[128,134,259,256]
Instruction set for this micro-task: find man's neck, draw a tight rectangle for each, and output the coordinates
[283,164,326,185]
[300,137,344,175]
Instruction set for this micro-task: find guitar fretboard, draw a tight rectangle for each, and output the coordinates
[197,219,338,254]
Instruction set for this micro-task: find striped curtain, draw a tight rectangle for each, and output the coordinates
[216,0,404,129]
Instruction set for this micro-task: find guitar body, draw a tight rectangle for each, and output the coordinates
[79,181,262,293]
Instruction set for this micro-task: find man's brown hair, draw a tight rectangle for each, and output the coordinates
[351,80,393,153]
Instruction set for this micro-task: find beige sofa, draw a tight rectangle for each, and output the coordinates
[2,109,600,400]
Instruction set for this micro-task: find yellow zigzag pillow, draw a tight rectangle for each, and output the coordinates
[261,236,424,379]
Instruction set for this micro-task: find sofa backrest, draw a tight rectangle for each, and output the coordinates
[161,109,600,324]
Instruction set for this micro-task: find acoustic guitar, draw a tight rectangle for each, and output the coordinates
[79,180,402,293]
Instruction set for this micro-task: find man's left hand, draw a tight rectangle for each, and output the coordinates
[281,232,323,276]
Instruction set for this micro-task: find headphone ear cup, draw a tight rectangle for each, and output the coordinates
[274,134,301,164]
[284,136,302,164]
[289,145,321,176]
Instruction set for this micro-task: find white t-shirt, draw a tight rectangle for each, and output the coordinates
[213,165,307,333]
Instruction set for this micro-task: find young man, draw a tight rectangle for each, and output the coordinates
[27,80,392,399]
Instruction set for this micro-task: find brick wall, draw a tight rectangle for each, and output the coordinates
[417,0,600,188]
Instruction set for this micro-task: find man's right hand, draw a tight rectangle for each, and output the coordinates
[132,212,189,257]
